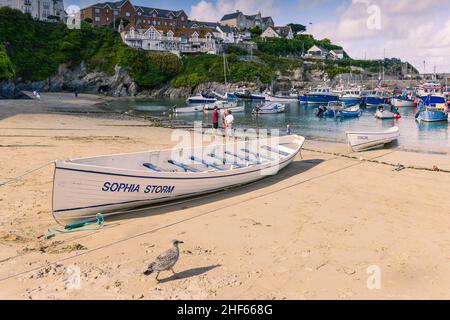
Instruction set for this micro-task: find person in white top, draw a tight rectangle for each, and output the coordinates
[224,110,234,138]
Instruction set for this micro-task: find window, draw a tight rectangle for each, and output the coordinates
[95,8,100,13]
[95,16,100,21]
[181,17,184,21]
[125,12,130,17]
[114,10,118,16]
[167,31,173,40]
[43,1,50,10]
[137,12,141,15]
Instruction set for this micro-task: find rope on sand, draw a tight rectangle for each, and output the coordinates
[302,148,450,174]
[0,161,54,187]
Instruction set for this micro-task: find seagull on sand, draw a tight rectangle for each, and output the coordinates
[144,240,184,281]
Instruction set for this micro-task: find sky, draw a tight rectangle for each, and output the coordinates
[69,0,450,73]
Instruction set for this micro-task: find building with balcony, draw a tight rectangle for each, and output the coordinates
[81,0,188,28]
[121,26,217,54]
[0,0,66,21]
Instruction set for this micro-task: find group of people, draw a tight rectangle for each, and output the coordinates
[211,106,234,137]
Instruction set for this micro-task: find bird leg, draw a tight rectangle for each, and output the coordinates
[155,272,160,282]
[171,268,179,279]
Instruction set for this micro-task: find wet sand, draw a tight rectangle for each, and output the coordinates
[0,93,449,299]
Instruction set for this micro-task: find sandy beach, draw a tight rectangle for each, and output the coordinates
[0,93,449,300]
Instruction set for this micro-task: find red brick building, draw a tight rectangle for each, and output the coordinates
[81,0,189,28]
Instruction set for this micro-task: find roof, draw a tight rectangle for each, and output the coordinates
[129,25,215,38]
[308,45,328,52]
[273,26,292,37]
[221,12,242,21]
[331,49,344,54]
[88,1,186,18]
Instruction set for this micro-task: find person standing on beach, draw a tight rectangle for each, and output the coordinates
[212,106,219,133]
[225,110,234,138]
[74,88,78,97]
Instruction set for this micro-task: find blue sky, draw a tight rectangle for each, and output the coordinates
[68,0,450,72]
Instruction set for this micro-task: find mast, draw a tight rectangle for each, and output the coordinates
[222,49,228,88]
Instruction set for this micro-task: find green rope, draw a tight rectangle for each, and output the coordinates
[46,213,104,239]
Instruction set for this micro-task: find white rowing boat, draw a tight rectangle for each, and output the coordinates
[203,101,237,111]
[346,126,399,152]
[173,105,204,113]
[52,135,305,226]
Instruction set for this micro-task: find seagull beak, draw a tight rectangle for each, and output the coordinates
[179,241,184,244]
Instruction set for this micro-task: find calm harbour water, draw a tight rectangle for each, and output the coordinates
[107,99,450,152]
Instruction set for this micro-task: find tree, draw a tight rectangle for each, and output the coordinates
[288,23,306,34]
[84,18,93,24]
[0,46,15,80]
[249,26,262,38]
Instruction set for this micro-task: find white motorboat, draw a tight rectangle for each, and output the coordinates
[253,103,286,114]
[346,126,399,152]
[203,101,238,111]
[264,92,299,103]
[52,135,305,226]
[173,105,204,113]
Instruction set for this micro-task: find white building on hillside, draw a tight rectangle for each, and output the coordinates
[0,0,66,21]
[122,26,218,54]
[261,26,294,39]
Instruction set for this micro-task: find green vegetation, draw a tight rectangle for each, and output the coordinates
[0,8,178,87]
[0,8,418,90]
[0,45,15,80]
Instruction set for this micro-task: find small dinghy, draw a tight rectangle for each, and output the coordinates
[52,135,305,226]
[253,103,286,114]
[346,126,399,152]
[187,94,217,104]
[375,104,401,119]
[315,101,345,117]
[203,101,237,111]
[336,105,361,118]
[173,105,204,113]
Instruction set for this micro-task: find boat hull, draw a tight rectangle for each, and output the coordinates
[339,97,362,106]
[265,94,299,103]
[346,127,399,152]
[365,97,389,106]
[301,94,339,104]
[416,110,448,122]
[52,135,304,226]
[391,97,416,107]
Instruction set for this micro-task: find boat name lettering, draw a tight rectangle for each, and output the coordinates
[102,182,175,194]
[357,136,369,140]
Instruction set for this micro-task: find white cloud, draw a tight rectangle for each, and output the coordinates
[189,0,278,22]
[309,0,450,72]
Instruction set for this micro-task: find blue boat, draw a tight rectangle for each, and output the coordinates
[187,94,217,104]
[300,86,339,104]
[315,101,345,117]
[364,89,390,107]
[250,93,267,101]
[415,95,448,122]
[336,105,362,118]
[227,92,238,100]
[339,89,362,106]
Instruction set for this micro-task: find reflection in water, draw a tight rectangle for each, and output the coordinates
[107,99,450,151]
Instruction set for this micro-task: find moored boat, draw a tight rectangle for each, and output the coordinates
[173,105,204,113]
[187,94,217,104]
[391,96,416,107]
[364,89,390,107]
[415,95,448,122]
[315,101,345,117]
[52,135,305,226]
[339,88,362,106]
[300,86,339,104]
[253,102,286,114]
[264,92,299,103]
[336,105,361,118]
[375,104,401,119]
[203,101,237,111]
[346,126,400,152]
